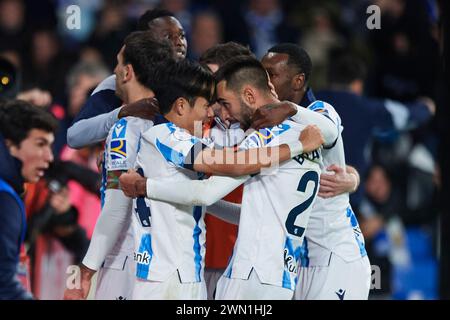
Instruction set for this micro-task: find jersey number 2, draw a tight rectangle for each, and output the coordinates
[285,170,319,237]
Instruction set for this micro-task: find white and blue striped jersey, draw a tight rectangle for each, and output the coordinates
[133,121,210,283]
[102,117,153,262]
[299,100,367,267]
[223,120,322,291]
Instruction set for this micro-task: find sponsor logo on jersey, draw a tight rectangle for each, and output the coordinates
[335,289,346,300]
[112,119,127,139]
[283,248,298,274]
[134,251,151,265]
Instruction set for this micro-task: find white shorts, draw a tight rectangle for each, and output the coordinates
[95,255,135,300]
[295,253,371,300]
[215,269,293,300]
[132,271,207,300]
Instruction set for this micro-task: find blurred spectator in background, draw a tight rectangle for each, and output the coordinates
[22,28,75,99]
[361,158,439,299]
[188,10,222,60]
[300,7,345,90]
[0,0,27,53]
[87,1,132,70]
[316,54,435,212]
[369,0,440,100]
[24,159,99,299]
[49,61,109,155]
[217,0,299,58]
[0,99,57,300]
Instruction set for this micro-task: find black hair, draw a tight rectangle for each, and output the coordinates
[199,42,255,69]
[268,43,312,82]
[214,55,270,94]
[328,53,367,86]
[0,99,58,146]
[123,31,174,89]
[154,59,215,115]
[137,9,175,31]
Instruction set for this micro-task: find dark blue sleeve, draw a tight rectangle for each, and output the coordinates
[365,98,396,136]
[404,101,432,127]
[0,192,32,300]
[72,89,122,124]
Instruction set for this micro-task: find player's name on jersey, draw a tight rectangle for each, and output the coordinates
[293,149,321,166]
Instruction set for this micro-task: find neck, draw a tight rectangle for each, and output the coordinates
[291,86,307,105]
[255,94,279,111]
[123,83,154,104]
[164,112,193,134]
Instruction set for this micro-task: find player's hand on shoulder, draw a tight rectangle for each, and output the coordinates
[299,124,324,153]
[251,101,297,130]
[119,97,160,120]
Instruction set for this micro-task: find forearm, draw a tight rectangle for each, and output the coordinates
[82,189,131,271]
[346,165,360,193]
[146,175,249,207]
[194,142,303,176]
[67,108,121,148]
[206,200,241,225]
[290,103,338,146]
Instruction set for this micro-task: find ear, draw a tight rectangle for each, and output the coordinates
[292,73,305,91]
[123,64,133,82]
[5,139,20,157]
[174,97,189,115]
[242,86,256,105]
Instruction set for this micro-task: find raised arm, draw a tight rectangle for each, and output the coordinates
[192,124,324,176]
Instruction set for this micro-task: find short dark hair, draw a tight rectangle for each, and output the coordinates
[123,31,174,89]
[154,59,215,115]
[268,43,312,82]
[137,9,175,31]
[199,42,255,68]
[215,55,270,94]
[0,99,58,146]
[328,54,367,86]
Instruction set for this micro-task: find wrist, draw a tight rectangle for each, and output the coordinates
[349,173,359,193]
[285,101,298,117]
[287,141,304,158]
[80,264,96,280]
[136,178,147,197]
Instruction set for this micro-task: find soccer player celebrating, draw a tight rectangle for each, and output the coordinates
[256,43,371,300]
[63,32,176,300]
[120,56,338,299]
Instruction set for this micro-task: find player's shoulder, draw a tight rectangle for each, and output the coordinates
[307,100,341,123]
[91,74,116,95]
[109,117,151,140]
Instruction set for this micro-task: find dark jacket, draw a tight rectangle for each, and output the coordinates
[0,133,32,300]
[316,89,432,208]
